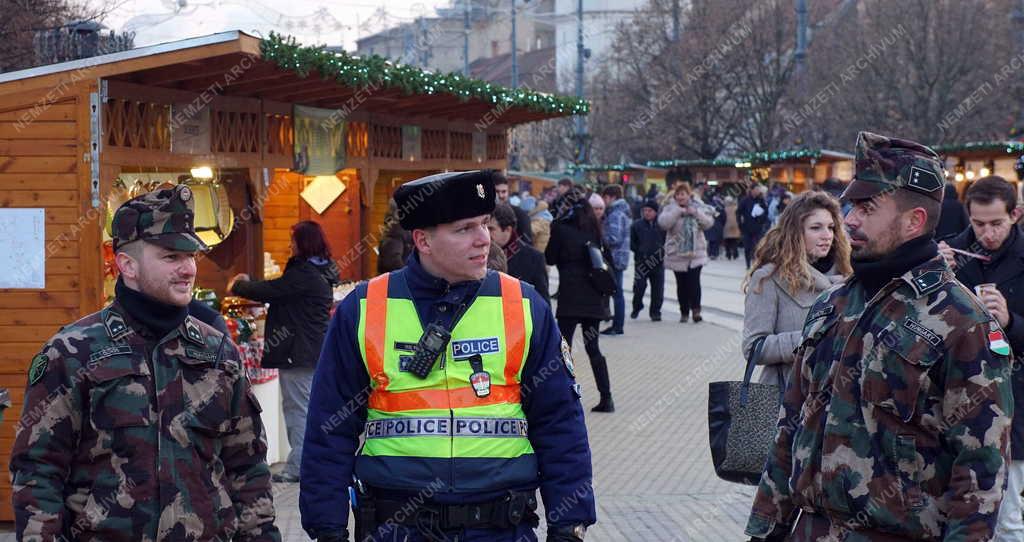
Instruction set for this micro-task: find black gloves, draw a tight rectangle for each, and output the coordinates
[317,530,348,542]
[748,524,789,542]
[547,524,585,542]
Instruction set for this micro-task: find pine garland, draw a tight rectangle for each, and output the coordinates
[260,33,589,116]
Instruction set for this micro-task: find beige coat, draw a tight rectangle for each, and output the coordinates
[741,262,846,385]
[724,201,741,239]
[657,199,714,271]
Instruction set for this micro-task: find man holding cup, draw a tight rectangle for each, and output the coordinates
[939,175,1024,542]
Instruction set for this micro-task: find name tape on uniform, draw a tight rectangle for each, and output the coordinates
[451,337,501,360]
[365,417,528,439]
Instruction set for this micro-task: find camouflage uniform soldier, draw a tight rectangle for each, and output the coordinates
[10,185,281,542]
[746,132,1013,542]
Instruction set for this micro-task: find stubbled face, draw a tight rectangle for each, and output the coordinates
[675,191,691,206]
[418,215,491,282]
[495,184,509,202]
[487,216,513,248]
[121,242,197,306]
[844,195,905,261]
[803,208,835,261]
[968,199,1021,251]
[642,207,657,221]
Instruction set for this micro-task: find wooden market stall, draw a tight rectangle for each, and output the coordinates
[932,141,1024,198]
[744,148,854,192]
[0,30,585,520]
[644,158,745,196]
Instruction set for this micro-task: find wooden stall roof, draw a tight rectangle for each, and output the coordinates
[932,141,1024,159]
[744,148,854,165]
[0,31,584,126]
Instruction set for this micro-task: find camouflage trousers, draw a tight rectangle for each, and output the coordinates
[789,511,926,542]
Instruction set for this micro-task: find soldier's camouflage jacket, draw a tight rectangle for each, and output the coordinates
[10,301,281,542]
[746,256,1013,541]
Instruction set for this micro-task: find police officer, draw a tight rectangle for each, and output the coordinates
[746,132,1013,541]
[300,170,596,541]
[10,186,281,541]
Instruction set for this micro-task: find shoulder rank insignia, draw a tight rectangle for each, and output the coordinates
[28,353,49,385]
[911,270,944,296]
[103,309,131,340]
[183,317,205,346]
[989,321,1011,356]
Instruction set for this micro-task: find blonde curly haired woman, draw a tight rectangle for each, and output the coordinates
[741,191,852,386]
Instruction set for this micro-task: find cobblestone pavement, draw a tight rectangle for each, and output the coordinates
[0,258,757,541]
[268,258,757,541]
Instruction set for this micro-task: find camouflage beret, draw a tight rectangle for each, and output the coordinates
[394,170,497,230]
[112,185,208,252]
[841,131,945,203]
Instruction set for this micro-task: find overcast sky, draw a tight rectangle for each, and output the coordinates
[96,0,443,50]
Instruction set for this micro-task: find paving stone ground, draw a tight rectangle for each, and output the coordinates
[0,258,757,541]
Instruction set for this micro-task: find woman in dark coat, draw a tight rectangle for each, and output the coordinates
[229,220,339,482]
[545,187,614,412]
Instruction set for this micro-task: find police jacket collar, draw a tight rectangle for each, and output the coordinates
[405,252,485,301]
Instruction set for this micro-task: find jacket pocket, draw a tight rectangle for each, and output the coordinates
[860,322,943,423]
[88,363,152,430]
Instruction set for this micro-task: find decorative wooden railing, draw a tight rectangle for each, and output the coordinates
[104,98,171,150]
[347,122,368,158]
[370,123,402,159]
[487,133,507,161]
[450,131,472,161]
[422,128,447,160]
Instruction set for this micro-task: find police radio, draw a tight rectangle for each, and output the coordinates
[407,323,451,379]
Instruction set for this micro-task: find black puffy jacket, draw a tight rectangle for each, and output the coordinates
[231,257,339,369]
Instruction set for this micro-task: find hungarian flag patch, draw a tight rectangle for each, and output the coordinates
[989,328,1011,356]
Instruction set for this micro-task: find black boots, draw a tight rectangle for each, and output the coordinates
[590,355,614,412]
[591,394,615,413]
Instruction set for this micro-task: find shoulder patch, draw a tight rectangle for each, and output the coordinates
[28,353,49,385]
[561,338,576,378]
[903,317,942,347]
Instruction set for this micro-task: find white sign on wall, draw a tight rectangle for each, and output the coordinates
[0,208,45,289]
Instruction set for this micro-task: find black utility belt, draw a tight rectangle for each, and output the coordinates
[371,491,538,530]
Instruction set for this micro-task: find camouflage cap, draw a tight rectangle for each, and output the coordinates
[112,185,208,252]
[841,131,945,203]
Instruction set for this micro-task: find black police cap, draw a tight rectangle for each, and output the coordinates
[393,170,498,230]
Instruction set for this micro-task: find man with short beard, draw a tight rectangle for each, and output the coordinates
[939,175,1024,542]
[746,132,1012,541]
[10,186,280,542]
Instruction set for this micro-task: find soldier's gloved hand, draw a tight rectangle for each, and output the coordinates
[747,524,789,542]
[547,524,585,542]
[316,530,348,542]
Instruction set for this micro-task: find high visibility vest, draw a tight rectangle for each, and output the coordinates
[355,270,538,492]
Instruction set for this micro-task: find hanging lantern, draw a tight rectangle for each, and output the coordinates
[182,175,235,247]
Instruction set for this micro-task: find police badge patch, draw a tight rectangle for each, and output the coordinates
[28,353,48,386]
[560,339,576,378]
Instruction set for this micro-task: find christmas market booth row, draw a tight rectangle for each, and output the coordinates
[0,30,586,518]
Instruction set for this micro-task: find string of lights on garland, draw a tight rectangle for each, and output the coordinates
[260,33,590,116]
[645,158,738,168]
[932,141,1024,155]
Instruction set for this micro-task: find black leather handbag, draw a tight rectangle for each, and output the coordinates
[584,241,617,296]
[707,336,785,485]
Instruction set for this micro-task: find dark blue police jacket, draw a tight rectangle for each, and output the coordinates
[299,253,597,537]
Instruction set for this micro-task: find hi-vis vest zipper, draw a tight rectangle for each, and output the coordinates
[355,270,539,492]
